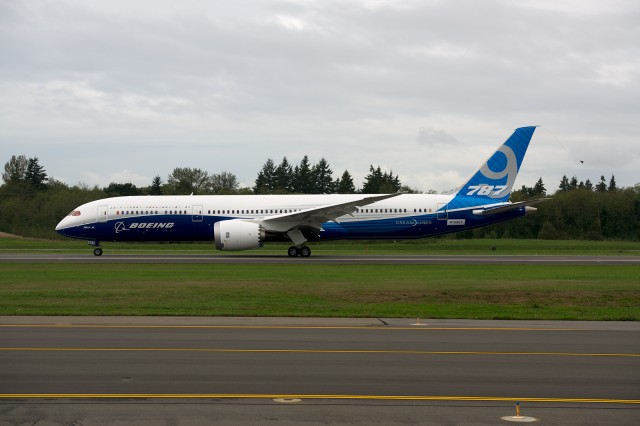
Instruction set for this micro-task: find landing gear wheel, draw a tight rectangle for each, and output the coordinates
[300,246,311,257]
[287,246,300,257]
[93,248,103,256]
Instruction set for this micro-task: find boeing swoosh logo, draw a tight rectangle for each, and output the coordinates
[115,222,129,234]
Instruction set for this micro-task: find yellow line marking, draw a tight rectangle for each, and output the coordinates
[0,324,581,331]
[1,348,638,357]
[0,394,638,404]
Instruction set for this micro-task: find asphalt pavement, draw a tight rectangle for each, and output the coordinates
[1,317,639,425]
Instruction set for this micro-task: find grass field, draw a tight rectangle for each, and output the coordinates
[1,236,639,320]
[1,262,638,320]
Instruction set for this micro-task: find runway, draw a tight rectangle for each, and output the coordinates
[1,253,639,264]
[1,317,639,425]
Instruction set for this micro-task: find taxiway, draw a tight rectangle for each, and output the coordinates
[1,317,639,425]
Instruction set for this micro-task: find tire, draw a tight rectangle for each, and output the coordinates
[300,246,311,257]
[287,246,300,257]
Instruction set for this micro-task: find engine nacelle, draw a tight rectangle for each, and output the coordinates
[214,220,265,251]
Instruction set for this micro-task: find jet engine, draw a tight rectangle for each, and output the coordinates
[214,220,265,251]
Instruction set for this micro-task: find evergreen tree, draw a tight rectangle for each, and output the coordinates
[378,170,400,193]
[532,177,546,196]
[596,175,607,192]
[293,155,313,193]
[148,175,163,195]
[362,165,383,194]
[558,175,570,192]
[312,158,334,194]
[274,157,293,192]
[383,170,401,193]
[584,179,593,191]
[362,166,401,193]
[608,174,617,192]
[254,159,276,194]
[569,176,578,190]
[336,170,356,193]
[25,157,48,190]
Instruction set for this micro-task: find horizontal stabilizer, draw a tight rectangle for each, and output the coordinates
[472,198,551,216]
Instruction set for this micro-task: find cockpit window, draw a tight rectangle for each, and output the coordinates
[67,210,81,217]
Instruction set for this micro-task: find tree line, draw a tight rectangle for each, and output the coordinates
[253,156,404,194]
[466,174,640,241]
[1,154,638,240]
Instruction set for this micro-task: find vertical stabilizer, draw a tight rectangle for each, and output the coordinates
[446,126,536,210]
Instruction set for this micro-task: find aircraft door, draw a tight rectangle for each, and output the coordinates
[192,205,203,222]
[437,203,448,220]
[97,205,108,222]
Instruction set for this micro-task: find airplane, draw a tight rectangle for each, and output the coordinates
[56,126,543,257]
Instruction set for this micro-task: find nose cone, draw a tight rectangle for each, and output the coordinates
[56,207,89,239]
[55,217,71,236]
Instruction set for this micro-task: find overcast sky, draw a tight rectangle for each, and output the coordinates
[1,0,638,192]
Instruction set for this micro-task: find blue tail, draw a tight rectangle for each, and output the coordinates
[446,126,537,210]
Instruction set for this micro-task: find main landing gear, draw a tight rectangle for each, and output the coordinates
[89,240,103,256]
[288,245,311,257]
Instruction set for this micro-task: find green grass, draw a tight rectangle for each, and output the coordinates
[1,263,638,320]
[2,236,639,320]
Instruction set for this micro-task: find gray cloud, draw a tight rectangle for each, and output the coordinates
[1,0,638,191]
[417,127,459,146]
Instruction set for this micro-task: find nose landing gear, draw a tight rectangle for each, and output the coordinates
[89,240,103,256]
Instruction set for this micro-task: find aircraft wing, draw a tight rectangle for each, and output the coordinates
[472,198,551,216]
[259,193,402,234]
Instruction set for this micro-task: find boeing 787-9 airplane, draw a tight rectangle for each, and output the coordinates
[56,126,542,256]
